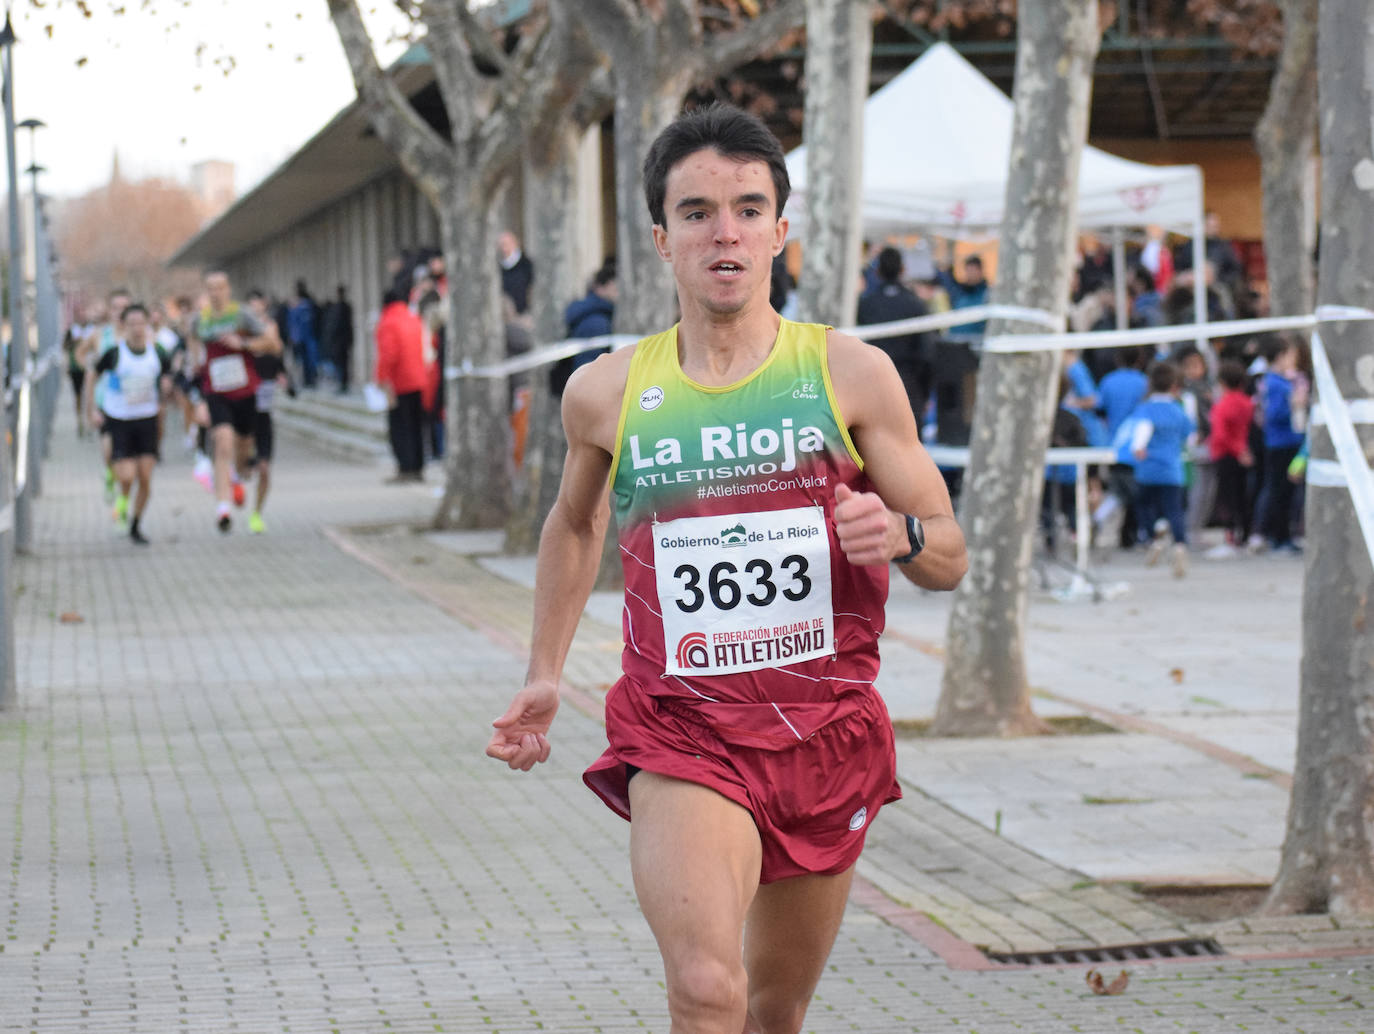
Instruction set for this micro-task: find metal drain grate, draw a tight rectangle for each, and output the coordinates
[984,937,1225,966]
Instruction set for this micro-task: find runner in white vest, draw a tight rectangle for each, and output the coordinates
[84,304,170,545]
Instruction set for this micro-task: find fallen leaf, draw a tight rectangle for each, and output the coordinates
[1169,667,1185,684]
[59,612,84,625]
[1085,968,1129,995]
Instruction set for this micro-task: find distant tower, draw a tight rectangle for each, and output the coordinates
[190,160,236,218]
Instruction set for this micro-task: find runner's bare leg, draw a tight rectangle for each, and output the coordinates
[630,772,762,1034]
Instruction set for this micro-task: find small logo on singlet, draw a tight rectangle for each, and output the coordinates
[640,385,665,411]
[674,632,710,669]
[848,807,868,832]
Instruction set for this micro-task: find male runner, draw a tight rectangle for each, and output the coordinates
[78,288,131,501]
[82,304,170,544]
[486,105,967,1033]
[245,289,286,533]
[188,271,270,533]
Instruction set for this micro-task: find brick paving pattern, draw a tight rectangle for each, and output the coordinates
[2,408,1372,1032]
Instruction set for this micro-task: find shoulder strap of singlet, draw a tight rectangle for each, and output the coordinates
[607,327,676,488]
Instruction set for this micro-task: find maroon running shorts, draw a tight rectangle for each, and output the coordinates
[584,679,902,884]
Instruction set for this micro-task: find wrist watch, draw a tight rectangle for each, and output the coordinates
[896,513,925,564]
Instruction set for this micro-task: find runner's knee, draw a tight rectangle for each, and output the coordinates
[746,988,808,1034]
[666,954,747,1028]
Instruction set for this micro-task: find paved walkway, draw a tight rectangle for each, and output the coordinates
[1,406,1371,1032]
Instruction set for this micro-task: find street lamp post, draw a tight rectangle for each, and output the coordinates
[1,12,29,559]
[20,117,45,501]
[0,12,20,707]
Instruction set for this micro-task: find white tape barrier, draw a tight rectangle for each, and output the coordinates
[983,306,1374,354]
[13,379,29,496]
[1312,399,1374,427]
[445,303,1062,380]
[835,303,1062,341]
[1307,459,1347,487]
[1309,329,1374,564]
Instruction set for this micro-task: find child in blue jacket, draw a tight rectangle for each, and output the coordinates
[1128,361,1196,577]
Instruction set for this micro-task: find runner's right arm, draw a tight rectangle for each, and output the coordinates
[486,351,626,771]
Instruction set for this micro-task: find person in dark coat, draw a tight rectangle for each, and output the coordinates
[498,230,535,315]
[319,285,355,393]
[856,247,933,430]
[550,261,617,398]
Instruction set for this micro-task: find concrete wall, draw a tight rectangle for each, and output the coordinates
[222,169,440,385]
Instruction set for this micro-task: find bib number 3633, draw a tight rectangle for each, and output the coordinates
[654,506,833,676]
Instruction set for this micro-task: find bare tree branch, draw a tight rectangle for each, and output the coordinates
[695,0,806,80]
[418,0,485,143]
[568,0,640,56]
[326,0,453,199]
[455,0,514,77]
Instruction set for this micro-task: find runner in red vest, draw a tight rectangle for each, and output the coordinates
[487,105,967,1032]
[189,271,271,533]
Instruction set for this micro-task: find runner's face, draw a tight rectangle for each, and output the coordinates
[122,311,148,348]
[206,276,230,308]
[652,149,786,318]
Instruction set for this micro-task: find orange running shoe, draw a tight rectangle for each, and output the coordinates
[232,481,246,507]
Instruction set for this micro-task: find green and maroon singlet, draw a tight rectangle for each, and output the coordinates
[606,318,889,750]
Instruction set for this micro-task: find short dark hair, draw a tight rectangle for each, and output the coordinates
[246,288,265,302]
[642,103,790,229]
[1149,360,1179,394]
[592,259,616,289]
[1218,359,1247,390]
[876,247,904,284]
[383,287,407,307]
[963,255,983,269]
[121,302,148,320]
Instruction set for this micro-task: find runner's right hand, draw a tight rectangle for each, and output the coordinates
[486,680,559,772]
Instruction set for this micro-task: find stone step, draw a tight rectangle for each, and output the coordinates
[272,408,390,463]
[276,389,387,441]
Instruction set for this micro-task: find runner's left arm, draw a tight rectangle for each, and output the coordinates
[827,330,967,591]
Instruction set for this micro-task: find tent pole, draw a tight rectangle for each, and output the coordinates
[1111,228,1129,330]
[1192,176,1213,369]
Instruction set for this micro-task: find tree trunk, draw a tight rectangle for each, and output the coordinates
[931,0,1101,737]
[795,0,871,326]
[505,122,584,554]
[1262,0,1374,918]
[434,199,514,530]
[1254,0,1319,319]
[611,71,689,338]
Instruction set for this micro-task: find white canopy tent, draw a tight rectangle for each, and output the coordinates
[784,42,1208,337]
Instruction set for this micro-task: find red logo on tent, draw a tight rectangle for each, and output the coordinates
[675,632,710,669]
[949,200,968,223]
[1120,185,1162,213]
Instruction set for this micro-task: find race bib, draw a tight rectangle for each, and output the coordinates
[208,354,249,393]
[122,373,157,408]
[655,505,833,676]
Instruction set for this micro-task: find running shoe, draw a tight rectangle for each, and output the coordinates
[248,511,265,535]
[103,467,116,503]
[113,494,129,524]
[129,526,150,546]
[192,453,213,492]
[1171,543,1188,579]
[232,481,246,508]
[217,513,232,534]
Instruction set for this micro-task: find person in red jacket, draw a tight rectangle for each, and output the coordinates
[374,288,427,483]
[1207,359,1256,558]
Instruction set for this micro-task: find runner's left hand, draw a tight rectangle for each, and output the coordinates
[834,483,901,567]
